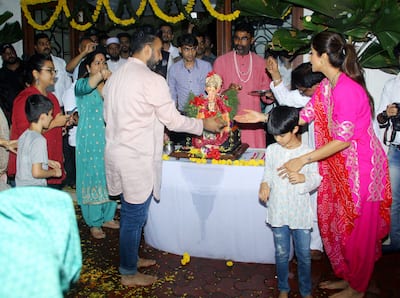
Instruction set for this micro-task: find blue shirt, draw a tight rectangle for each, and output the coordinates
[167,58,212,112]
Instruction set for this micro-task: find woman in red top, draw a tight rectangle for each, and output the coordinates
[9,54,68,188]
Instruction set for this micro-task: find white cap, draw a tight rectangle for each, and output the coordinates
[106,37,120,46]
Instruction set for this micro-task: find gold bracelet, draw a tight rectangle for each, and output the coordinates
[273,78,282,84]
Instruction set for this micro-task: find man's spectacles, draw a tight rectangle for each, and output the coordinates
[41,67,57,75]
[233,36,250,42]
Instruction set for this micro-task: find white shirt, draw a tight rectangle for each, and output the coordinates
[168,44,180,60]
[107,58,127,73]
[61,82,77,147]
[377,73,400,145]
[262,143,322,229]
[49,54,72,107]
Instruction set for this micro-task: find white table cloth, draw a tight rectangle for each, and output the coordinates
[144,151,293,263]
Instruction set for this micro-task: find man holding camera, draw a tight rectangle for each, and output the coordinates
[377,42,400,253]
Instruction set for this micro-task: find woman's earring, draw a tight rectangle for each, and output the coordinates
[35,78,40,86]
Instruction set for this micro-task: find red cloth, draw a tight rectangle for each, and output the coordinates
[305,80,391,292]
[9,86,65,185]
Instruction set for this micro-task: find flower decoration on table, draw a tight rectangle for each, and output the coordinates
[21,0,240,31]
[184,72,238,150]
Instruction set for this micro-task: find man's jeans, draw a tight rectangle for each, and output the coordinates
[272,226,311,297]
[119,194,152,275]
[384,145,400,252]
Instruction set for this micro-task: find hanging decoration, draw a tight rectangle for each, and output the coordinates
[20,0,241,31]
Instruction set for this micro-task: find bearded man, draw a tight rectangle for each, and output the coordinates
[213,22,271,148]
[103,31,224,287]
[0,43,25,124]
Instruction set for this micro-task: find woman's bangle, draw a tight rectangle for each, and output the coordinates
[273,78,282,84]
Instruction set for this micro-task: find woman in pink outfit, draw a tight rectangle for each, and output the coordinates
[279,32,392,298]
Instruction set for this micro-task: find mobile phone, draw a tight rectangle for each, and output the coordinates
[67,107,77,115]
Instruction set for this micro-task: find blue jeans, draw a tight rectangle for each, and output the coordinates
[384,145,400,252]
[272,226,312,297]
[119,193,152,275]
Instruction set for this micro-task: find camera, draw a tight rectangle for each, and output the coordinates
[390,103,400,131]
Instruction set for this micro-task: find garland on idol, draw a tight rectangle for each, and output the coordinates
[20,0,240,31]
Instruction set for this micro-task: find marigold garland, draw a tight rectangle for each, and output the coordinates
[21,0,241,31]
[21,0,63,31]
[201,0,240,21]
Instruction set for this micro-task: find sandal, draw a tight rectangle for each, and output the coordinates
[90,227,106,239]
[102,220,120,229]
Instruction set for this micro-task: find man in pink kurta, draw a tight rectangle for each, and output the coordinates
[103,32,223,288]
[213,22,271,148]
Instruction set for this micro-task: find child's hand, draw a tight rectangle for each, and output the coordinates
[48,160,61,169]
[287,172,305,184]
[258,182,270,203]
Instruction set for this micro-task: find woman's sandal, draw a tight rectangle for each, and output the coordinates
[90,227,106,239]
[102,220,120,229]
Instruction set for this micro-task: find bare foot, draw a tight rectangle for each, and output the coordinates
[319,280,349,290]
[278,291,288,298]
[121,272,157,287]
[102,220,120,229]
[137,258,156,268]
[90,227,106,239]
[329,286,364,298]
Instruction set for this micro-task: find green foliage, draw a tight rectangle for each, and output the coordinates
[0,11,23,45]
[236,0,291,19]
[223,89,239,119]
[184,92,199,118]
[237,0,400,70]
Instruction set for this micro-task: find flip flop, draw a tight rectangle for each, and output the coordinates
[90,227,106,239]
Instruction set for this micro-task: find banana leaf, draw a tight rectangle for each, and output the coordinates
[270,28,310,55]
[358,41,398,70]
[283,0,373,19]
[0,22,23,44]
[0,11,13,25]
[236,0,291,19]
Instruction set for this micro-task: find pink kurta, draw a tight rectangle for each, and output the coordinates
[213,51,270,148]
[103,58,203,204]
[300,75,391,292]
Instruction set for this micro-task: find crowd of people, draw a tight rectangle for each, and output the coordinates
[0,21,398,298]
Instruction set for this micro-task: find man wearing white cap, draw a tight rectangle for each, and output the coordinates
[106,37,127,73]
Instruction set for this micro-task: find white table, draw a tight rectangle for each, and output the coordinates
[144,150,292,264]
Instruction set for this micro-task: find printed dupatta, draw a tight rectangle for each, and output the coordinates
[312,82,358,274]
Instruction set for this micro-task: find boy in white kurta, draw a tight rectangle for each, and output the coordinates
[259,106,321,298]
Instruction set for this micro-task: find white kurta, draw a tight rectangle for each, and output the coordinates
[262,143,321,229]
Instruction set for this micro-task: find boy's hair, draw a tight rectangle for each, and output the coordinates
[177,33,198,48]
[291,62,325,90]
[25,94,53,123]
[267,105,299,135]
